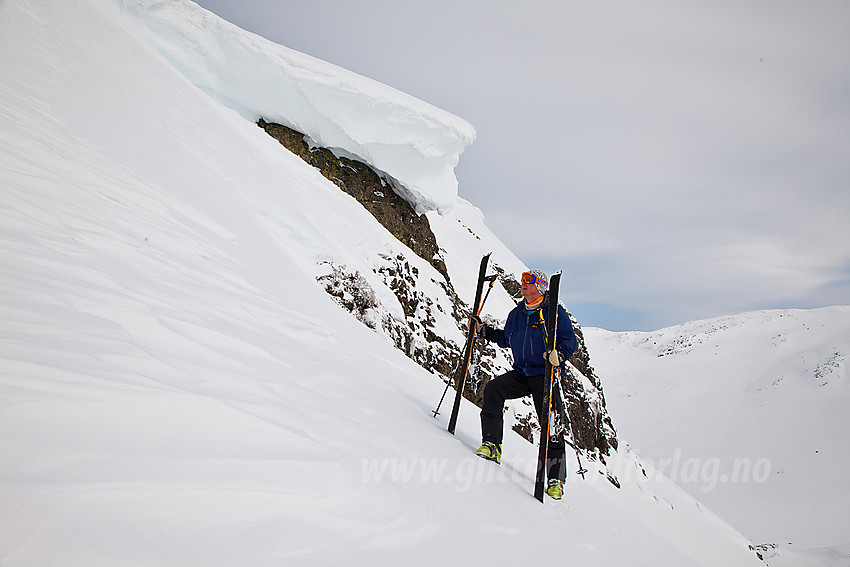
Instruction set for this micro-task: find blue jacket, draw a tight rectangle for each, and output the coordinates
[487,297,578,377]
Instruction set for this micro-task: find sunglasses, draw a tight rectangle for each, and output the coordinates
[521,272,548,288]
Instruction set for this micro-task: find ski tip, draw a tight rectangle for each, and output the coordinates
[552,269,562,276]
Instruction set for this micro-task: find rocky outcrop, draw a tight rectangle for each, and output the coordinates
[258,120,448,281]
[259,119,617,462]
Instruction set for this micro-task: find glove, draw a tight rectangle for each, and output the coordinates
[547,349,565,366]
[469,316,483,335]
[471,316,494,339]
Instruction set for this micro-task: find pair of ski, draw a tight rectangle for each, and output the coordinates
[432,253,495,432]
[433,253,573,503]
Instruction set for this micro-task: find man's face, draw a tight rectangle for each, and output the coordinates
[521,279,542,303]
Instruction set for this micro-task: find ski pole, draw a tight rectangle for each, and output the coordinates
[432,361,458,418]
[553,370,588,479]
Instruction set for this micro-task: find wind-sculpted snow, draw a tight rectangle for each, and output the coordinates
[117,0,476,214]
[0,0,765,564]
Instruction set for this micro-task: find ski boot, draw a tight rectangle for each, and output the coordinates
[547,479,564,500]
[475,442,501,465]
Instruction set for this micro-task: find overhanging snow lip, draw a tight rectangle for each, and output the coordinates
[121,0,476,214]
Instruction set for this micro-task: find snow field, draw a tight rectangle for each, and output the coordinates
[0,0,771,564]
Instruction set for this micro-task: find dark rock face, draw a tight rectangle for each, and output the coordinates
[258,120,448,281]
[317,255,458,378]
[560,314,618,454]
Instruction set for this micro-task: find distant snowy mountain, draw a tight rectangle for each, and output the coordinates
[585,307,850,566]
[0,0,772,565]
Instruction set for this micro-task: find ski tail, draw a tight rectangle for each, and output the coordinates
[447,253,491,435]
[534,270,561,502]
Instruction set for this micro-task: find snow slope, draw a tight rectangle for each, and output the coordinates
[1,0,761,564]
[585,307,850,566]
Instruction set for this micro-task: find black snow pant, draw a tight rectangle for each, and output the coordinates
[480,370,566,482]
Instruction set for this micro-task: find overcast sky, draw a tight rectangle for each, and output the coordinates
[193,0,850,331]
